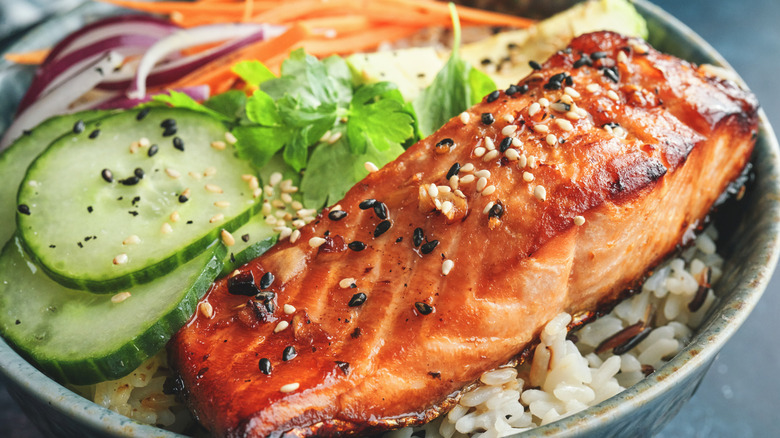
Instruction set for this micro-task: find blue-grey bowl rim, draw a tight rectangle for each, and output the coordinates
[0,0,778,437]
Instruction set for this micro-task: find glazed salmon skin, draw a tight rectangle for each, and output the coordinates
[170,31,758,437]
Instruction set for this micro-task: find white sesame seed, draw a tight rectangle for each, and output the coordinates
[483,150,500,161]
[290,229,301,243]
[437,185,451,193]
[283,304,296,315]
[449,175,459,190]
[224,132,237,145]
[261,203,272,215]
[630,41,649,54]
[214,201,230,208]
[123,235,140,245]
[454,189,466,198]
[242,174,254,182]
[617,50,628,63]
[484,137,495,150]
[459,174,475,184]
[576,107,589,117]
[538,98,550,107]
[221,229,235,246]
[207,213,224,224]
[505,148,520,161]
[560,94,574,105]
[564,86,581,98]
[474,147,486,157]
[274,321,289,333]
[518,154,528,168]
[247,177,259,191]
[181,188,191,198]
[340,278,356,288]
[138,137,150,148]
[483,202,494,214]
[528,102,541,117]
[482,185,496,196]
[442,259,454,276]
[278,227,293,240]
[503,114,515,123]
[319,130,331,143]
[528,156,537,168]
[266,215,278,225]
[607,90,620,101]
[476,177,488,192]
[188,171,202,180]
[264,186,275,198]
[161,222,173,234]
[434,199,442,209]
[574,215,586,226]
[292,219,306,228]
[309,237,326,248]
[511,137,522,147]
[475,170,491,179]
[199,302,214,319]
[291,201,303,211]
[424,183,438,199]
[460,163,475,173]
[546,134,558,146]
[586,83,600,93]
[113,253,128,265]
[534,124,550,133]
[169,212,180,224]
[534,185,547,201]
[203,167,217,177]
[280,383,300,393]
[459,112,470,124]
[523,171,535,182]
[281,193,293,204]
[297,208,317,218]
[501,125,518,136]
[211,140,226,150]
[327,131,342,144]
[205,184,223,194]
[556,119,574,131]
[111,292,131,303]
[269,172,283,187]
[331,204,342,211]
[566,111,582,120]
[441,201,453,215]
[129,142,139,154]
[364,161,379,173]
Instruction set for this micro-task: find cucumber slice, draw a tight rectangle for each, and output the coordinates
[0,237,225,385]
[16,108,260,292]
[222,217,277,276]
[0,111,106,244]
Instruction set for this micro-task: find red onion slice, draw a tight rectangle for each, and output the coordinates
[0,51,125,150]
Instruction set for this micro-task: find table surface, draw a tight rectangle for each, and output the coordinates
[2,0,779,436]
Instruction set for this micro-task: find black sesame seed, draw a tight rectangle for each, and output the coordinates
[101,168,113,183]
[72,120,85,134]
[446,163,461,180]
[282,346,297,361]
[87,206,93,213]
[529,60,542,70]
[147,144,159,157]
[489,202,504,219]
[499,137,512,152]
[17,204,30,215]
[260,271,275,289]
[256,291,275,302]
[413,227,424,247]
[259,358,272,375]
[328,210,348,221]
[395,237,403,243]
[564,75,574,86]
[172,136,184,150]
[241,234,250,242]
[544,80,562,91]
[119,176,140,186]
[435,138,454,149]
[518,84,529,94]
[359,199,376,210]
[373,202,388,220]
[351,327,361,338]
[603,67,619,83]
[160,118,177,128]
[505,84,519,96]
[136,107,150,120]
[591,51,607,60]
[134,167,145,179]
[88,129,100,139]
[415,302,433,315]
[335,361,350,375]
[486,90,500,103]
[227,271,260,296]
[420,240,439,254]
[348,241,366,251]
[481,113,495,125]
[179,194,189,203]
[573,55,592,69]
[374,220,391,237]
[480,58,492,65]
[348,292,367,307]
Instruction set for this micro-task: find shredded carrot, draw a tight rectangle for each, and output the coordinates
[97,0,277,15]
[4,48,50,65]
[298,15,371,36]
[302,25,421,56]
[383,0,535,28]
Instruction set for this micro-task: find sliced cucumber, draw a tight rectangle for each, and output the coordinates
[0,237,225,385]
[0,110,106,244]
[221,217,277,276]
[16,107,260,292]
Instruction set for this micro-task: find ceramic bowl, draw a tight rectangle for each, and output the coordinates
[1,1,778,437]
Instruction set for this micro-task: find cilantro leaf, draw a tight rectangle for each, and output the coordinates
[232,60,276,87]
[347,82,414,154]
[232,124,290,169]
[245,90,282,126]
[203,90,247,122]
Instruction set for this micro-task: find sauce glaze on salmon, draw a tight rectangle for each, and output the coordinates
[170,31,758,437]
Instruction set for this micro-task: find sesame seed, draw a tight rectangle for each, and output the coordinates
[501,125,518,136]
[221,229,235,246]
[211,140,226,150]
[518,154,528,168]
[474,147,486,157]
[309,237,326,248]
[290,230,301,243]
[348,292,367,307]
[483,202,494,214]
[198,301,214,319]
[172,136,184,150]
[446,163,461,180]
[415,302,433,315]
[564,86,581,98]
[428,183,439,198]
[269,172,283,187]
[483,150,500,161]
[161,223,173,234]
[189,171,202,180]
[512,137,522,147]
[374,220,391,237]
[282,345,297,361]
[528,103,541,117]
[364,161,379,173]
[138,137,150,147]
[278,227,293,240]
[505,148,520,161]
[225,132,237,145]
[503,114,515,123]
[574,215,586,226]
[329,210,348,221]
[481,112,495,125]
[534,185,547,201]
[266,216,278,225]
[437,185,451,193]
[528,156,537,168]
[529,60,542,70]
[586,83,600,93]
[413,228,424,247]
[461,163,475,173]
[576,107,589,117]
[165,168,181,179]
[534,124,550,133]
[205,184,223,193]
[73,120,85,134]
[607,90,620,101]
[123,235,140,245]
[459,112,471,124]
[441,201,453,215]
[210,214,225,223]
[147,144,158,157]
[482,185,496,196]
[538,98,550,107]
[101,168,113,183]
[280,383,300,393]
[339,278,356,288]
[274,321,289,333]
[420,240,439,254]
[292,219,305,228]
[556,119,574,131]
[328,131,342,144]
[559,94,574,105]
[281,193,293,204]
[113,254,128,265]
[259,358,272,375]
[284,304,296,314]
[170,211,180,222]
[499,137,513,152]
[475,170,491,179]
[348,241,366,251]
[359,199,376,209]
[111,292,131,303]
[486,90,500,103]
[484,137,496,151]
[89,129,101,139]
[204,167,217,177]
[617,51,628,63]
[442,259,454,275]
[435,138,454,152]
[566,111,582,120]
[460,174,475,184]
[476,177,488,192]
[292,201,303,210]
[449,175,459,190]
[454,189,466,198]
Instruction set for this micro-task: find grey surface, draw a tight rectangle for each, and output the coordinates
[1,0,779,437]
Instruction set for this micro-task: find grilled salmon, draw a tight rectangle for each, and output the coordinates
[170,31,758,437]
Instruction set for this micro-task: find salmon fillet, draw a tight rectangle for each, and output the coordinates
[170,31,758,437]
